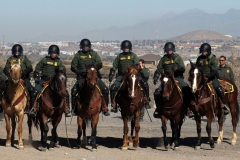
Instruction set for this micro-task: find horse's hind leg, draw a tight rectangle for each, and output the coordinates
[194,114,202,150]
[206,116,215,148]
[217,111,223,144]
[5,114,11,147]
[91,114,99,151]
[230,101,237,145]
[17,113,24,149]
[161,116,169,149]
[77,116,83,148]
[129,118,135,147]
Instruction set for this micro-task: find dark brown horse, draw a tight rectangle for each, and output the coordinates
[34,71,68,151]
[76,64,104,151]
[156,71,184,150]
[188,62,239,149]
[114,65,144,150]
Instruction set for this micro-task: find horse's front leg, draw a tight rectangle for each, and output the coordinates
[206,115,215,148]
[5,114,11,147]
[133,110,140,148]
[161,116,169,149]
[17,112,25,149]
[170,119,175,145]
[91,114,99,151]
[172,115,181,151]
[122,115,129,150]
[49,120,61,151]
[129,118,135,147]
[27,114,33,141]
[11,116,16,147]
[39,121,49,151]
[230,102,237,145]
[77,116,83,148]
[217,110,224,144]
[194,114,202,150]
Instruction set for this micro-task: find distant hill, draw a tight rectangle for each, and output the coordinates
[167,30,231,41]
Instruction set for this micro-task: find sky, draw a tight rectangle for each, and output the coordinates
[0,0,240,43]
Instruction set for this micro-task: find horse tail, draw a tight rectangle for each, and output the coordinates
[236,102,239,123]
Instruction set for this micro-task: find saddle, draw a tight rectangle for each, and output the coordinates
[208,79,234,94]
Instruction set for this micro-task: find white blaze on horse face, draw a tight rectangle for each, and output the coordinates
[91,67,95,71]
[131,74,136,97]
[163,77,168,83]
[192,68,198,92]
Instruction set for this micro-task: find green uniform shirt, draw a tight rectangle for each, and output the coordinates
[71,50,102,74]
[4,55,33,78]
[196,54,218,77]
[155,53,185,77]
[0,67,6,83]
[140,67,150,81]
[112,52,139,74]
[35,56,65,78]
[218,65,234,82]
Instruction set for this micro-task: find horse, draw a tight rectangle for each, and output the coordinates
[76,64,104,151]
[34,71,68,151]
[113,65,144,150]
[156,71,184,150]
[188,61,239,149]
[1,63,31,150]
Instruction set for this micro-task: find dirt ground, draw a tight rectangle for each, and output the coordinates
[0,108,240,160]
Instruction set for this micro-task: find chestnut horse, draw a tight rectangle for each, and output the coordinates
[156,71,184,150]
[76,64,104,151]
[113,65,144,150]
[34,71,68,151]
[188,62,239,149]
[1,63,31,150]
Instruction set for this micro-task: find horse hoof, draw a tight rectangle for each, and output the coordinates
[91,148,97,152]
[122,146,128,150]
[194,146,201,150]
[231,141,237,145]
[49,148,54,151]
[129,142,133,147]
[171,143,175,149]
[5,144,11,147]
[164,145,169,150]
[38,146,47,152]
[216,140,222,144]
[19,146,24,150]
[174,147,179,151]
[55,144,61,148]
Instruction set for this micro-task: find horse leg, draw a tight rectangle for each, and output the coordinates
[91,114,99,151]
[5,114,11,147]
[170,119,175,145]
[77,116,83,148]
[17,113,24,150]
[129,118,135,147]
[133,111,140,148]
[27,114,33,141]
[206,115,215,148]
[173,115,181,151]
[229,102,237,145]
[122,116,129,150]
[39,121,49,151]
[49,120,61,151]
[11,116,16,147]
[194,114,202,150]
[161,116,169,149]
[217,110,224,144]
[82,119,87,147]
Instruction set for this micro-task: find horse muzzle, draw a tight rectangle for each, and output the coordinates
[162,96,170,101]
[12,78,19,83]
[129,94,136,98]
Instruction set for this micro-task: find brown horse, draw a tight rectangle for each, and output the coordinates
[114,65,144,150]
[1,63,30,150]
[76,64,104,151]
[34,71,68,151]
[156,71,184,150]
[188,62,239,149]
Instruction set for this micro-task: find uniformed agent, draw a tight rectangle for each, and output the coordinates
[196,43,230,114]
[2,44,35,114]
[139,59,151,121]
[153,42,192,118]
[218,55,234,82]
[31,45,70,117]
[0,67,7,114]
[71,39,110,116]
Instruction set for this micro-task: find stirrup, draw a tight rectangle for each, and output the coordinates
[144,102,151,109]
[103,111,110,116]
[28,108,36,117]
[222,105,230,115]
[153,110,161,118]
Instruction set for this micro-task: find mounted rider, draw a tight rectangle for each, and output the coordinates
[196,43,230,114]
[30,44,70,117]
[71,38,110,116]
[153,42,192,118]
[109,40,151,112]
[1,44,34,113]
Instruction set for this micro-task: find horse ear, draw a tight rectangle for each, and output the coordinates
[10,61,14,67]
[127,65,131,71]
[189,60,195,68]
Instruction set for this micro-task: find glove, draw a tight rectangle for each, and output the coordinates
[35,76,40,83]
[172,64,179,71]
[109,68,115,82]
[153,77,158,85]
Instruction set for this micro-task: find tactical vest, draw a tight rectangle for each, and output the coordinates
[10,56,27,71]
[118,52,135,74]
[42,58,59,78]
[77,51,94,72]
[162,55,175,73]
[197,54,213,77]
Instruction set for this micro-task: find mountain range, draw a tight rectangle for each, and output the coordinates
[32,8,240,42]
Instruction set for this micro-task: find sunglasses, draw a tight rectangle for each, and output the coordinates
[219,60,225,62]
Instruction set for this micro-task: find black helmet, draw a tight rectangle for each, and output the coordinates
[48,45,60,55]
[80,39,91,49]
[121,40,132,50]
[163,42,175,52]
[12,44,23,56]
[199,43,211,55]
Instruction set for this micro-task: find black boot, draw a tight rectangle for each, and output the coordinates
[71,96,77,115]
[215,86,230,115]
[153,89,161,118]
[102,88,110,116]
[140,80,151,109]
[65,91,71,117]
[110,90,118,113]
